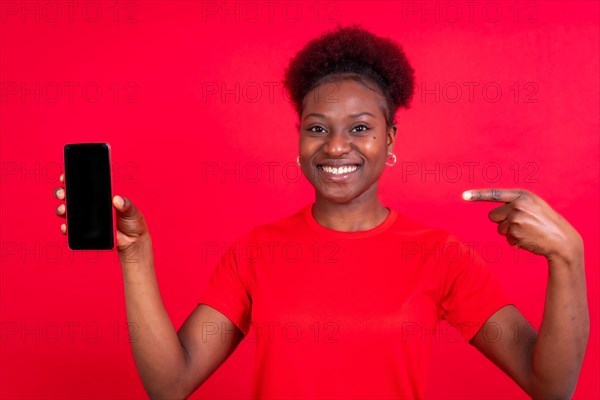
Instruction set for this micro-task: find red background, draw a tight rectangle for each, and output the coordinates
[1,1,598,398]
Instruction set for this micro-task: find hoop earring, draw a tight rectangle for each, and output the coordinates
[386,153,397,167]
[296,156,301,167]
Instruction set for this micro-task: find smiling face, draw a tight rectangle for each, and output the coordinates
[299,78,396,205]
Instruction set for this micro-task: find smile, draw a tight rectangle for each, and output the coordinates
[317,164,361,175]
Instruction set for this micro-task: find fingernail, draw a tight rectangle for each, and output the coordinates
[462,191,472,201]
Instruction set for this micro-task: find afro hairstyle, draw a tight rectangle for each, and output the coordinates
[283,24,415,128]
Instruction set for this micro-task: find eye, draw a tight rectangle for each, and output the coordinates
[350,124,369,133]
[307,125,327,133]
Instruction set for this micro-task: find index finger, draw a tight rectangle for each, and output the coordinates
[462,189,526,203]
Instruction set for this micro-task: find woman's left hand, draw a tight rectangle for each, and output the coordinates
[462,188,583,264]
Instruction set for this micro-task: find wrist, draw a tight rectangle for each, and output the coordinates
[119,233,153,265]
[546,235,584,272]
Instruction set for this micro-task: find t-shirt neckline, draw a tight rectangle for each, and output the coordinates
[304,203,397,239]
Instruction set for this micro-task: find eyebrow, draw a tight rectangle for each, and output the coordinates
[303,112,376,121]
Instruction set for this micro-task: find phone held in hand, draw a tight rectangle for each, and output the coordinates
[63,143,115,250]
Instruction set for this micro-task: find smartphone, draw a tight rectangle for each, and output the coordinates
[63,143,115,250]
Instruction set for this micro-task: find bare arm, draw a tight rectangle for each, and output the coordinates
[465,189,590,398]
[54,174,244,399]
[120,235,245,399]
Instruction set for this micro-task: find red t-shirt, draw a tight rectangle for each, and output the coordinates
[199,204,511,399]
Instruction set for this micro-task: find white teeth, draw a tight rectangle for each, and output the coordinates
[320,165,359,175]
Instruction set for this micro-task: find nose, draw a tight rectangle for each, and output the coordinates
[323,130,351,157]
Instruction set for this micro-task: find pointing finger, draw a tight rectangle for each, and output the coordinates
[462,189,526,203]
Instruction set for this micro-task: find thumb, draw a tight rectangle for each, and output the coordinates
[113,195,125,210]
[112,195,148,237]
[113,195,137,217]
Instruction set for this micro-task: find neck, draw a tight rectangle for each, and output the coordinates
[312,194,389,232]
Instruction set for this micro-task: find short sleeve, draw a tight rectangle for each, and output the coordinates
[199,241,252,336]
[439,234,512,342]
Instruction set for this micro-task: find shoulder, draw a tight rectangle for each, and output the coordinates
[387,209,478,264]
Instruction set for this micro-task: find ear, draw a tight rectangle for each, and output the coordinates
[386,124,397,153]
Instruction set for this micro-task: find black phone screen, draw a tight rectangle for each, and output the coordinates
[64,143,115,250]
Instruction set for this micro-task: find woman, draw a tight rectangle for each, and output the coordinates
[54,25,589,399]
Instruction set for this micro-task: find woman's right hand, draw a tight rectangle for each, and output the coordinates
[54,173,150,256]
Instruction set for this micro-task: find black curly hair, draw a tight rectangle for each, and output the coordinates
[283,24,415,129]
